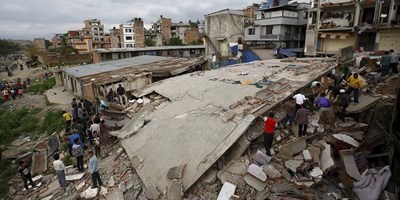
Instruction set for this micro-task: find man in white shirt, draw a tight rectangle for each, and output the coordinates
[53,153,67,188]
[389,49,399,74]
[293,92,308,112]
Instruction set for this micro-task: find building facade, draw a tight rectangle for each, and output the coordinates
[305,0,400,55]
[33,38,46,51]
[204,9,245,58]
[244,1,310,49]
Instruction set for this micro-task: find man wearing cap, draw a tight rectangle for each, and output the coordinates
[314,92,333,126]
[346,73,362,104]
[338,89,350,122]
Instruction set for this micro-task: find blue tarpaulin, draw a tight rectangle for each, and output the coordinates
[279,49,297,57]
[228,45,261,65]
[260,0,274,10]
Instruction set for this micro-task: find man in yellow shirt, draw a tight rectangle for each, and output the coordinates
[346,73,362,104]
[63,110,72,131]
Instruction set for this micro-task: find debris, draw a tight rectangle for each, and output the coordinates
[319,140,335,172]
[244,174,267,192]
[281,169,292,181]
[302,150,312,161]
[262,164,282,179]
[167,179,183,200]
[107,189,125,200]
[248,164,267,181]
[167,164,186,179]
[310,167,323,178]
[201,168,218,184]
[80,187,98,199]
[145,184,160,200]
[47,134,60,155]
[252,150,271,165]
[353,166,391,200]
[333,134,360,147]
[42,195,54,200]
[217,182,236,200]
[307,146,321,164]
[285,160,303,173]
[31,150,48,175]
[340,150,361,180]
[217,160,247,186]
[66,173,85,181]
[100,186,108,196]
[281,138,307,155]
[75,182,85,190]
[108,176,116,187]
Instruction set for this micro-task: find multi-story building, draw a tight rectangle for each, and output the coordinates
[204,9,245,58]
[52,34,64,48]
[108,18,145,48]
[305,0,400,55]
[83,19,105,42]
[244,3,261,21]
[244,1,310,49]
[152,16,172,46]
[171,22,191,43]
[109,27,121,48]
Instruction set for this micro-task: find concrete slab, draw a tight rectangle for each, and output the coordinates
[262,165,282,179]
[66,173,84,181]
[285,160,303,173]
[248,164,267,181]
[281,138,307,155]
[333,134,360,147]
[167,179,183,200]
[346,95,380,114]
[107,189,125,200]
[252,150,271,166]
[217,182,236,200]
[244,174,267,192]
[31,150,47,175]
[121,59,336,192]
[47,134,60,155]
[167,164,186,179]
[340,150,361,181]
[45,86,76,105]
[319,140,335,172]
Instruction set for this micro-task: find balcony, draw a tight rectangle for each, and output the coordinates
[260,34,280,40]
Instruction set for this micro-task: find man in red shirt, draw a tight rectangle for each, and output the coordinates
[262,112,278,156]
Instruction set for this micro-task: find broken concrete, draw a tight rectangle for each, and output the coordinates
[340,150,361,180]
[217,160,247,187]
[281,138,307,156]
[66,173,85,181]
[167,179,183,200]
[167,164,186,179]
[310,167,323,178]
[47,134,60,155]
[262,164,282,179]
[252,150,271,166]
[31,150,47,175]
[346,95,380,114]
[302,150,312,161]
[285,160,303,173]
[80,187,98,199]
[248,164,267,181]
[217,182,236,200]
[319,140,335,172]
[107,189,125,200]
[145,184,161,200]
[201,168,218,185]
[333,134,360,147]
[244,174,267,192]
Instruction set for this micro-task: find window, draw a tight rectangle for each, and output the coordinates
[93,27,98,31]
[126,44,133,48]
[94,33,98,36]
[125,36,133,40]
[265,26,273,34]
[304,11,308,19]
[248,28,255,35]
[125,28,132,33]
[99,28,103,31]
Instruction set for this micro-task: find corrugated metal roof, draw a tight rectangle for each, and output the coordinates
[62,55,170,78]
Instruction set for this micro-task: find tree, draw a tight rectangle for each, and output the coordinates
[168,37,183,46]
[144,38,156,47]
[0,39,21,56]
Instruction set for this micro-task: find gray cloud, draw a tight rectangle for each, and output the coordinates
[0,0,256,40]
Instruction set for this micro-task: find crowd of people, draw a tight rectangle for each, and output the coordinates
[0,78,29,101]
[260,69,376,156]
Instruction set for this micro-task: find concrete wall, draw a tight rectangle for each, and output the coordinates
[205,13,244,56]
[376,29,400,53]
[322,35,355,52]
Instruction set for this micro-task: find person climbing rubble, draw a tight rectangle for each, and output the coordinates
[314,92,334,127]
[346,73,362,105]
[295,104,312,137]
[338,89,350,123]
[261,112,279,156]
[282,99,296,130]
[18,160,37,191]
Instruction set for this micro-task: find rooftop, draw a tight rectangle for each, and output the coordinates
[205,9,244,17]
[93,45,205,53]
[118,58,337,192]
[62,55,170,78]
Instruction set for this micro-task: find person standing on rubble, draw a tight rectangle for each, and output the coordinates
[293,92,308,112]
[92,130,101,158]
[389,49,399,74]
[261,112,278,156]
[338,89,350,123]
[314,92,334,127]
[295,105,312,137]
[72,138,85,172]
[53,153,68,188]
[117,84,126,105]
[346,73,362,104]
[380,51,391,77]
[18,160,37,191]
[63,110,72,131]
[87,150,103,188]
[282,99,296,130]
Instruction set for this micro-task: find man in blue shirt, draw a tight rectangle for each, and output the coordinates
[314,93,333,128]
[87,150,103,188]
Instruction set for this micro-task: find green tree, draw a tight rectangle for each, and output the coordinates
[168,37,183,46]
[24,44,39,60]
[144,38,156,47]
[0,39,21,56]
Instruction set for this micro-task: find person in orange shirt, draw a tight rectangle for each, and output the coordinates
[346,73,362,104]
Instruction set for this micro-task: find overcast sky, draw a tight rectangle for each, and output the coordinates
[0,0,261,40]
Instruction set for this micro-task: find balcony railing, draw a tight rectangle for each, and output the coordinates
[260,34,280,40]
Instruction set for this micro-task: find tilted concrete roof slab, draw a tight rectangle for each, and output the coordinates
[121,59,336,192]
